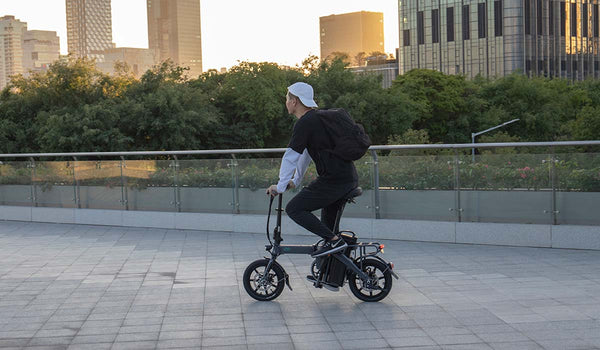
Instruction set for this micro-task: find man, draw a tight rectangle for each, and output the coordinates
[266,82,358,257]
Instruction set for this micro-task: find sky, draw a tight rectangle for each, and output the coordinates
[1,0,399,71]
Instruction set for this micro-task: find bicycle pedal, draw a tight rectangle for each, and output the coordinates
[306,275,324,288]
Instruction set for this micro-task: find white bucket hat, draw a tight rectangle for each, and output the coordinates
[287,82,318,108]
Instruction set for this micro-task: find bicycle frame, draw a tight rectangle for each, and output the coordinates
[264,194,391,283]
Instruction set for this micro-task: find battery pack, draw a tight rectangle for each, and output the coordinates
[325,255,347,286]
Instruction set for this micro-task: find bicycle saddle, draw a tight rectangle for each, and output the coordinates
[343,187,362,203]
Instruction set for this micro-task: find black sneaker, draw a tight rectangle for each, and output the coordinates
[311,237,347,257]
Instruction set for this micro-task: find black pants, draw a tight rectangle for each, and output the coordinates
[285,178,357,241]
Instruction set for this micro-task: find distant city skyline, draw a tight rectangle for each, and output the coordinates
[0,0,398,71]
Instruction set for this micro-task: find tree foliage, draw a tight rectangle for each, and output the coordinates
[0,57,598,155]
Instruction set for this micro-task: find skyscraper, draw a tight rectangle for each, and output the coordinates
[0,16,27,89]
[147,0,203,77]
[66,0,113,61]
[23,30,60,75]
[319,11,384,65]
[398,0,600,80]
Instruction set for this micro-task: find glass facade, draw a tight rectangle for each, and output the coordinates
[66,0,113,61]
[147,0,203,77]
[399,0,600,80]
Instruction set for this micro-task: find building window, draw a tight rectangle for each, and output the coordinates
[418,11,425,44]
[403,29,410,46]
[537,0,543,35]
[525,0,531,34]
[526,60,531,71]
[447,7,455,42]
[494,0,503,36]
[549,2,554,35]
[432,9,440,43]
[463,5,470,40]
[573,61,578,71]
[595,4,599,37]
[561,2,566,36]
[561,60,566,70]
[571,3,577,37]
[583,4,588,37]
[478,3,487,38]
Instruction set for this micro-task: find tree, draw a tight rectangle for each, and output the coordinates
[194,61,303,149]
[392,69,477,143]
[354,52,367,67]
[120,60,221,151]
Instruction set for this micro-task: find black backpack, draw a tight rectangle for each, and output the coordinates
[315,108,372,161]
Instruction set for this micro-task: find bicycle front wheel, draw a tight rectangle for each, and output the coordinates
[243,259,286,301]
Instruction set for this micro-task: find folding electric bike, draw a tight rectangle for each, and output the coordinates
[243,187,399,302]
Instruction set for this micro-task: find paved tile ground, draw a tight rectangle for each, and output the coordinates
[0,221,600,349]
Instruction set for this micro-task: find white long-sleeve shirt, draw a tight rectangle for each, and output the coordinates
[276,148,312,193]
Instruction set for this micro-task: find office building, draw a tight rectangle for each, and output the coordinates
[147,0,203,77]
[0,16,27,89]
[66,0,113,60]
[23,30,60,75]
[97,47,155,77]
[350,55,399,88]
[320,11,384,65]
[398,0,600,80]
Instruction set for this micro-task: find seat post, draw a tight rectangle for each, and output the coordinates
[333,202,347,235]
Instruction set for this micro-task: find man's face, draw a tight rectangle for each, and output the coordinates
[285,93,296,115]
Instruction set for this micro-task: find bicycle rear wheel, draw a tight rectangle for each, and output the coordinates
[348,258,392,302]
[243,259,286,301]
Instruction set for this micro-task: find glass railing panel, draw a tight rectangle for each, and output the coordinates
[75,160,125,210]
[122,159,175,212]
[459,153,552,224]
[376,153,457,221]
[177,159,234,213]
[33,161,77,208]
[347,154,375,218]
[234,155,373,217]
[556,152,600,225]
[236,158,281,215]
[0,161,33,206]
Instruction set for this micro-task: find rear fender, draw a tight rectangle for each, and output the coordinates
[353,256,399,280]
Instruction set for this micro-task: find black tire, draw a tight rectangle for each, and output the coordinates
[243,259,286,301]
[348,258,392,302]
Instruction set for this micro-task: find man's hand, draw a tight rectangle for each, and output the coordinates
[267,181,295,197]
[266,185,278,197]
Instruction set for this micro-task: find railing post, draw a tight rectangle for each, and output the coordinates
[369,150,381,219]
[72,157,80,208]
[453,149,463,222]
[28,157,37,207]
[171,156,181,212]
[229,154,240,214]
[550,147,558,225]
[119,156,129,210]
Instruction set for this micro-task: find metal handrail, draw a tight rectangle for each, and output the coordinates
[0,141,598,158]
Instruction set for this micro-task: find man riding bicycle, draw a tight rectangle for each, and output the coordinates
[266,82,358,257]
